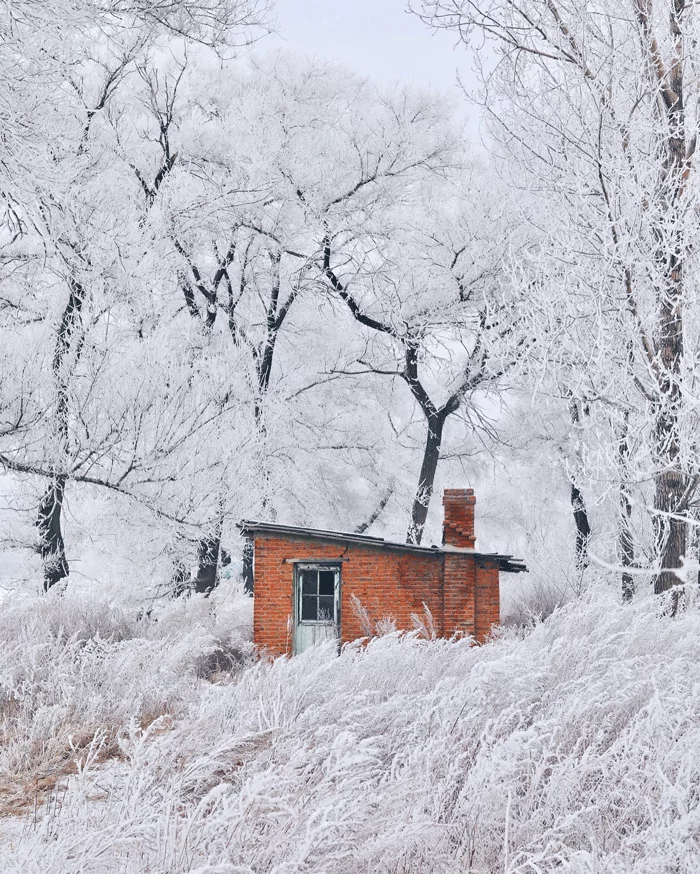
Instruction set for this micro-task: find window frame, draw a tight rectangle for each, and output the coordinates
[293,562,341,627]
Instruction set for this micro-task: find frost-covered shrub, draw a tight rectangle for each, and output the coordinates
[501,573,570,626]
[0,580,252,814]
[500,562,610,628]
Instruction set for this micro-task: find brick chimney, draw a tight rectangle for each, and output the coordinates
[442,488,476,549]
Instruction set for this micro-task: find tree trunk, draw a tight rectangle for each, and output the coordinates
[652,272,685,601]
[653,471,686,597]
[39,277,85,590]
[253,335,278,516]
[692,514,700,589]
[651,2,687,609]
[37,475,69,591]
[242,536,254,595]
[193,519,223,595]
[620,485,635,602]
[567,398,591,570]
[618,412,635,601]
[569,481,591,570]
[407,411,447,545]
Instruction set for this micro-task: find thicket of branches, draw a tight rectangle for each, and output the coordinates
[414,0,700,605]
[0,3,532,594]
[4,0,700,605]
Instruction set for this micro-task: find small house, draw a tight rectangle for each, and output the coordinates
[239,488,526,656]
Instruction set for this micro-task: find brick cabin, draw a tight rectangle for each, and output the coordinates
[239,488,526,656]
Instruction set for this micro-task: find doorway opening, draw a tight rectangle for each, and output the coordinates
[293,563,341,654]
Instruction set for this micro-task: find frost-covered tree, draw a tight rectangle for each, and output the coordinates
[322,166,526,544]
[2,33,524,591]
[0,2,272,589]
[415,0,700,602]
[109,52,510,572]
[97,52,430,587]
[220,55,525,544]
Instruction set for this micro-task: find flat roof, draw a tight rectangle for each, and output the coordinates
[238,520,527,574]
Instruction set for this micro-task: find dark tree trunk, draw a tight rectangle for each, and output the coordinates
[242,536,254,595]
[620,485,635,602]
[569,481,591,570]
[407,411,447,545]
[618,412,635,601]
[193,523,222,595]
[37,475,69,591]
[39,277,85,590]
[355,483,394,534]
[651,3,687,610]
[256,331,276,413]
[692,516,700,589]
[653,473,686,596]
[253,250,283,431]
[652,246,685,602]
[567,398,591,570]
[652,265,686,602]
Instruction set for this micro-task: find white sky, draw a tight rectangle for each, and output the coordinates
[267,0,482,135]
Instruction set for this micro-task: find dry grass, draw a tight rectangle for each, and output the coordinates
[4,580,700,873]
[0,580,252,820]
[0,730,121,817]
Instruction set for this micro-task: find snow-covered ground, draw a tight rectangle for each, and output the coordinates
[1,580,699,873]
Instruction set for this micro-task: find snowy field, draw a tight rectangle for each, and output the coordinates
[5,0,700,870]
[1,580,699,873]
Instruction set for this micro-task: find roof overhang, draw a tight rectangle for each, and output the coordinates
[237,520,527,574]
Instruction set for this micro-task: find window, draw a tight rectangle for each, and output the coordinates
[296,566,339,623]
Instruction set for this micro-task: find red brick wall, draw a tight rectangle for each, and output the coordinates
[474,561,500,643]
[252,534,499,656]
[442,488,476,548]
[443,553,476,639]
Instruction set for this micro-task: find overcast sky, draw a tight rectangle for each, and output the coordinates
[268,0,481,133]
